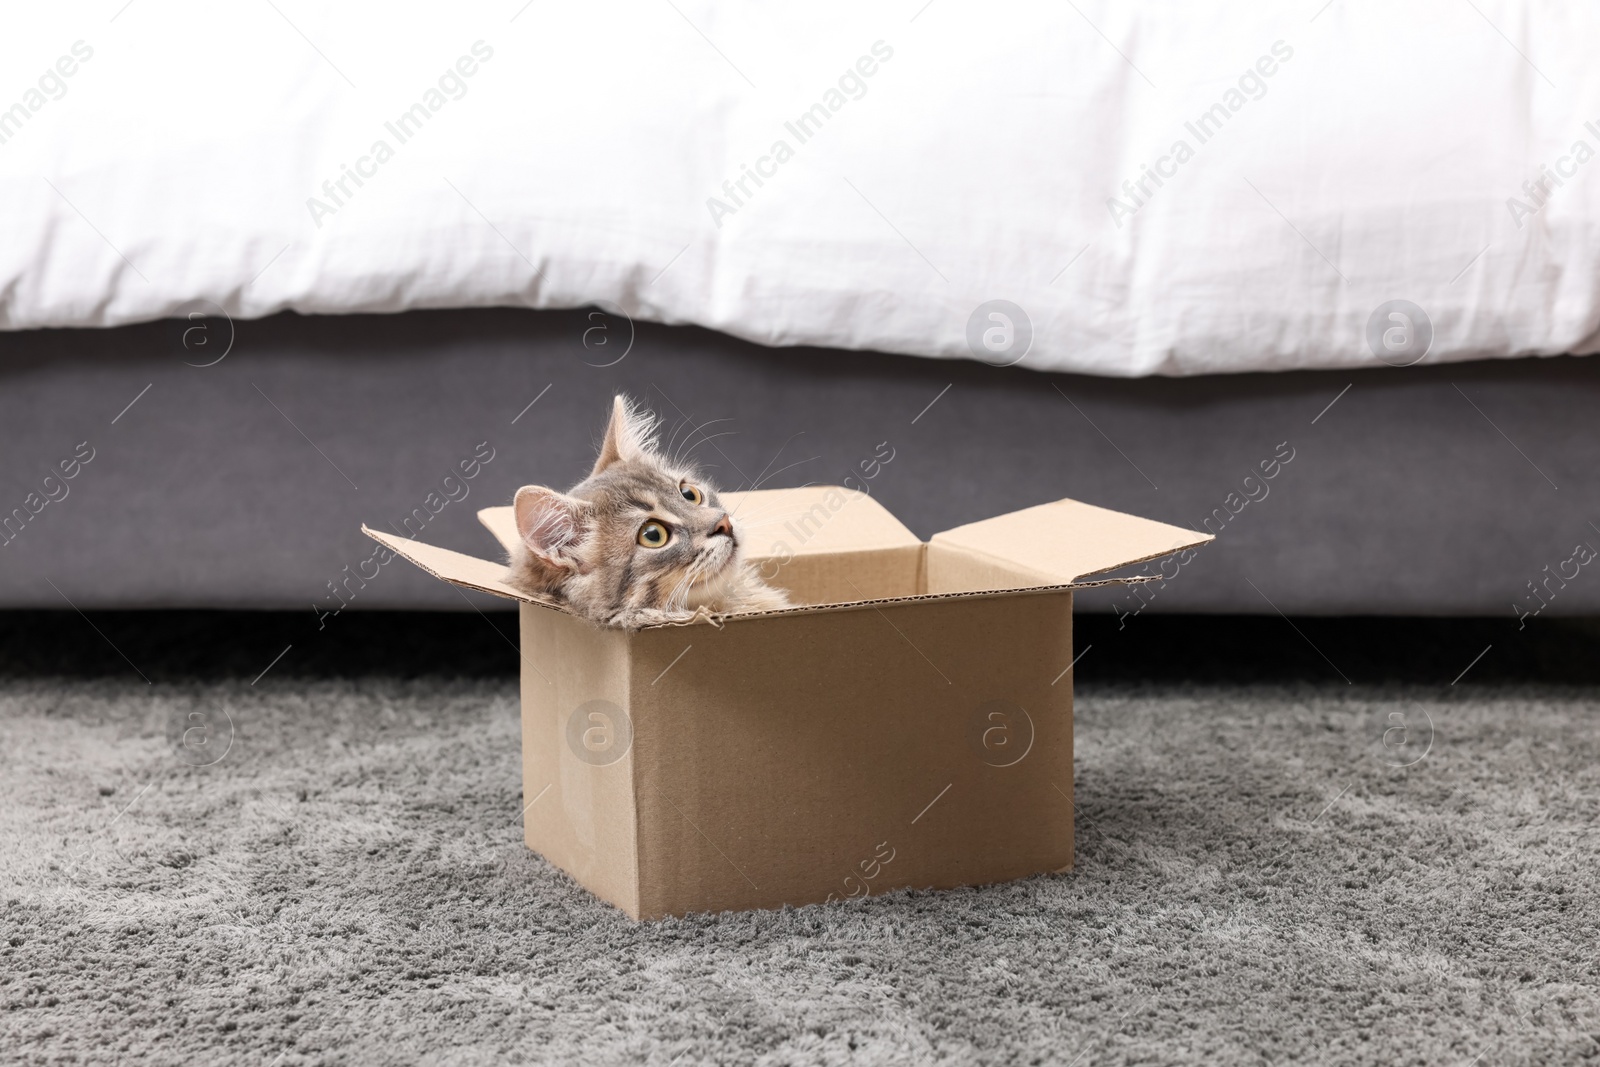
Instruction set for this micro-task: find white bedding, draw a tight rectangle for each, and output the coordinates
[2,1,1597,376]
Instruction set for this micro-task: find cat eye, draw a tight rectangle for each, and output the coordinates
[637,521,670,548]
[680,483,704,505]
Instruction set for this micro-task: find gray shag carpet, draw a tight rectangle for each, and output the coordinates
[4,671,1600,1065]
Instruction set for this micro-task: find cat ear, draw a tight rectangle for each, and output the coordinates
[591,395,652,476]
[514,485,591,571]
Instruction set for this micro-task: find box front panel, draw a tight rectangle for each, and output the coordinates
[628,591,1075,917]
[518,604,640,916]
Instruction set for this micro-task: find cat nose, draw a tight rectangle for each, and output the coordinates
[711,513,733,537]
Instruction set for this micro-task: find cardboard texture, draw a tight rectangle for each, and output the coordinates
[364,487,1209,918]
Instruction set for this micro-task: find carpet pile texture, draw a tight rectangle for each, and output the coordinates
[4,655,1598,1064]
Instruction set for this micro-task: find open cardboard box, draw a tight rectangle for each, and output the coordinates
[363,487,1210,918]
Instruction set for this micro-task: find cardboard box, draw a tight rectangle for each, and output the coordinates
[363,487,1209,918]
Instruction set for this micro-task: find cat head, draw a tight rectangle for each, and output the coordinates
[511,396,744,619]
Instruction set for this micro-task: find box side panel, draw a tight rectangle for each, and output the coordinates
[758,544,924,606]
[627,592,1075,918]
[519,604,640,917]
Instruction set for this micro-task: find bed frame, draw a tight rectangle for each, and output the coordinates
[2,308,1595,617]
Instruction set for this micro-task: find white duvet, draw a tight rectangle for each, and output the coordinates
[2,1,1597,376]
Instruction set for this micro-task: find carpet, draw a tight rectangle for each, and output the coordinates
[2,615,1598,1065]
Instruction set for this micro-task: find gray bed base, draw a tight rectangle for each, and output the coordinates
[1,308,1595,619]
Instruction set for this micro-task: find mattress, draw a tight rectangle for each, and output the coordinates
[3,2,1598,376]
[2,308,1595,617]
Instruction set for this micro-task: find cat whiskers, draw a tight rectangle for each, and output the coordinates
[662,413,709,459]
[671,417,734,465]
[663,557,707,614]
[666,537,738,614]
[661,570,693,614]
[746,455,820,492]
[679,431,738,464]
[744,431,808,490]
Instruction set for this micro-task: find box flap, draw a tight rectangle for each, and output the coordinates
[479,506,520,555]
[362,525,551,606]
[930,498,1212,584]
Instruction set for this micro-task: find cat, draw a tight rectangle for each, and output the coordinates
[506,395,792,629]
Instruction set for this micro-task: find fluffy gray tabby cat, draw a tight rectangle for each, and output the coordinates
[507,396,791,629]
